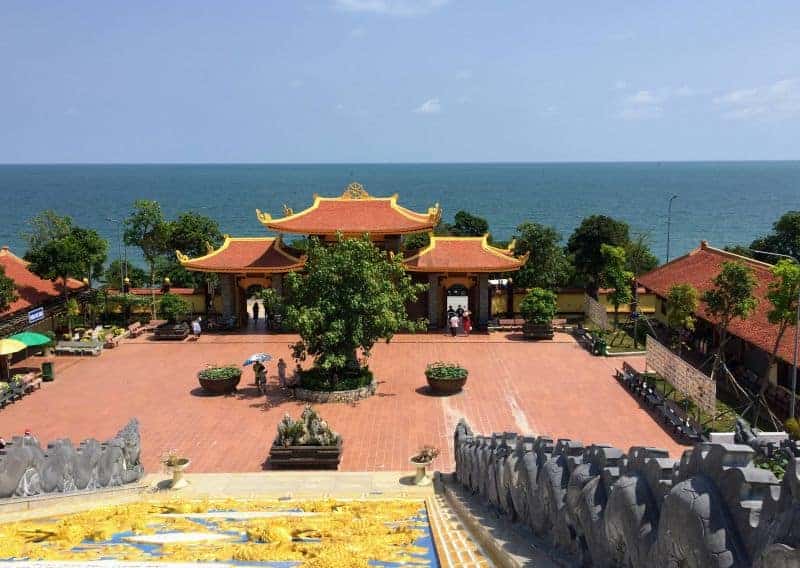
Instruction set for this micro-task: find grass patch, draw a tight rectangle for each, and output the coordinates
[586,322,647,353]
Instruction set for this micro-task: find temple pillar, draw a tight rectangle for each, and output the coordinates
[220,274,236,317]
[427,273,440,329]
[478,274,490,328]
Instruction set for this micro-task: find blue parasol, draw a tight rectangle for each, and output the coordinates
[243,353,273,366]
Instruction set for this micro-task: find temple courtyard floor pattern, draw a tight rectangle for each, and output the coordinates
[0,332,686,473]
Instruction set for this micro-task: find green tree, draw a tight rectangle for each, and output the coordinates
[285,235,427,382]
[665,283,699,353]
[402,232,430,251]
[24,230,84,298]
[750,211,800,261]
[124,200,171,316]
[702,261,758,380]
[625,233,659,276]
[600,244,633,325]
[259,288,285,320]
[447,211,489,236]
[519,287,557,325]
[159,292,191,323]
[566,215,630,297]
[512,222,571,290]
[103,259,148,288]
[162,211,225,289]
[724,245,754,258]
[754,260,800,424]
[70,226,108,285]
[0,266,17,312]
[21,210,71,250]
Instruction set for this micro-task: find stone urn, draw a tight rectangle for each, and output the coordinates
[166,458,191,490]
[410,458,433,486]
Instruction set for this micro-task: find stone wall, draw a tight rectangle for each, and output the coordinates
[0,419,144,499]
[294,381,377,403]
[583,293,610,331]
[452,419,800,567]
[646,335,716,414]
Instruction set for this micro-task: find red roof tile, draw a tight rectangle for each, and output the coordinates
[403,235,525,273]
[178,237,305,273]
[638,242,798,364]
[257,184,440,236]
[0,246,86,317]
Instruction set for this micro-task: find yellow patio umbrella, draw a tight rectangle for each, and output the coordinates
[0,339,26,356]
[0,339,26,382]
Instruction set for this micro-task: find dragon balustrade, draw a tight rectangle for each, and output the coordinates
[453,419,800,567]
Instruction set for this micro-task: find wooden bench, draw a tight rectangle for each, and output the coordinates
[143,319,166,332]
[55,340,103,356]
[104,334,124,349]
[127,322,144,338]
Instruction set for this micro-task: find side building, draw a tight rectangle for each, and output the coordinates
[178,183,525,329]
[638,240,798,417]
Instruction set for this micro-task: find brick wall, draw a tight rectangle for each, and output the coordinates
[646,336,716,414]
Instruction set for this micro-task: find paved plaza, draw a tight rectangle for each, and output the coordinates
[0,332,686,473]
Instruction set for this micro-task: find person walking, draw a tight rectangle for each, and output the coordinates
[449,312,460,337]
[463,311,472,336]
[252,301,260,326]
[277,358,288,388]
[191,317,202,341]
[253,361,267,394]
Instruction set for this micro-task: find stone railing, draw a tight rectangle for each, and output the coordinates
[452,420,800,567]
[0,419,144,499]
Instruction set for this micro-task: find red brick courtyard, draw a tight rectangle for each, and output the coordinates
[0,332,687,473]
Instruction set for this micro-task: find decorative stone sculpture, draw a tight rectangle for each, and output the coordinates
[452,418,800,567]
[0,419,144,499]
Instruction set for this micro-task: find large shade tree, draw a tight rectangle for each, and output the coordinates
[702,261,758,382]
[0,266,16,312]
[285,235,427,382]
[124,200,171,315]
[512,222,571,290]
[566,215,630,297]
[165,211,224,288]
[23,211,107,294]
[750,210,800,261]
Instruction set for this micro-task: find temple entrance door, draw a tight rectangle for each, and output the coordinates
[445,284,469,328]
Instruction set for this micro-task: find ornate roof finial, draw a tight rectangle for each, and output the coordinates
[341,182,370,200]
[205,241,215,254]
[175,250,189,263]
[283,204,294,216]
[256,209,272,223]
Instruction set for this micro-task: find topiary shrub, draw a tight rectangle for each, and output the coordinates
[425,361,468,381]
[159,292,191,323]
[520,287,557,325]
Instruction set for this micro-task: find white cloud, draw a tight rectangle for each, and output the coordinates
[614,80,628,90]
[413,97,441,114]
[288,79,304,89]
[456,95,470,104]
[618,106,663,120]
[349,27,366,38]
[626,90,664,105]
[674,85,696,97]
[540,105,557,117]
[334,0,448,16]
[456,69,472,80]
[713,78,800,120]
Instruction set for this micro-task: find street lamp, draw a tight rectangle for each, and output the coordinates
[751,249,800,419]
[666,195,678,262]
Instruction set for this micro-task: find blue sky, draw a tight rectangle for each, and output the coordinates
[2,1,799,163]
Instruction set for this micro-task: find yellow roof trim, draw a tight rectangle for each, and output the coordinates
[402,233,524,272]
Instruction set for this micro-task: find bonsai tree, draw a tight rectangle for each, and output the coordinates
[520,287,557,339]
[520,287,558,325]
[665,283,699,354]
[285,234,427,388]
[159,292,190,324]
[274,405,340,447]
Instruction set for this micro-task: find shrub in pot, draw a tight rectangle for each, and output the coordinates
[425,361,468,394]
[198,364,242,394]
[520,287,557,340]
[269,405,342,469]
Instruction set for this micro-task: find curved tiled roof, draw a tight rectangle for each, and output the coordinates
[177,237,305,273]
[638,241,797,364]
[0,246,86,317]
[257,183,440,236]
[403,234,526,273]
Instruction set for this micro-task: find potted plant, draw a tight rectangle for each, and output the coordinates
[161,449,190,490]
[520,287,557,340]
[425,361,468,394]
[410,445,440,486]
[154,293,191,340]
[197,364,242,394]
[268,405,342,469]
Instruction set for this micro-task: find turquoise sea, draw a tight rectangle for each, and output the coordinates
[1,162,799,264]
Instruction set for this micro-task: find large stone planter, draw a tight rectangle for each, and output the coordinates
[522,322,554,340]
[294,381,377,403]
[426,376,467,395]
[269,440,342,469]
[198,369,242,394]
[154,322,190,340]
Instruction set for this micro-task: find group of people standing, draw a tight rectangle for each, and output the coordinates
[447,305,472,337]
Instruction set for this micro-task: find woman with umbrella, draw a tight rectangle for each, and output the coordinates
[243,353,272,395]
